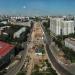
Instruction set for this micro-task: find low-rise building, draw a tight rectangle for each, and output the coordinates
[13,27,26,38]
[65,38,75,51]
[0,41,15,67]
[0,21,8,24]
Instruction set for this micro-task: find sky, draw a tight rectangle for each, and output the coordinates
[0,0,75,16]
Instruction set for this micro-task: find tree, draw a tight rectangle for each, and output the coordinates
[17,71,25,75]
[34,64,39,71]
[35,17,41,22]
[31,21,34,28]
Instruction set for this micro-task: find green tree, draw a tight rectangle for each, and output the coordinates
[17,71,25,75]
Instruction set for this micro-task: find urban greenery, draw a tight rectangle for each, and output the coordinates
[0,24,31,43]
[43,19,50,35]
[0,23,31,56]
[17,71,25,75]
[53,37,75,63]
[43,19,75,63]
[34,17,41,22]
[31,59,57,75]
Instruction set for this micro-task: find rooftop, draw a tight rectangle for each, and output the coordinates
[65,38,75,46]
[0,41,15,57]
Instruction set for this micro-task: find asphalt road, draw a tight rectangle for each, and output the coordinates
[41,22,73,75]
[4,22,34,75]
[46,44,73,75]
[5,42,28,75]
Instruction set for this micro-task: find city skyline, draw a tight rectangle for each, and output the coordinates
[0,0,75,16]
[0,1,75,75]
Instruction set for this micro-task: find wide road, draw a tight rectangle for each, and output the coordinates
[41,22,73,75]
[5,42,27,75]
[5,22,34,75]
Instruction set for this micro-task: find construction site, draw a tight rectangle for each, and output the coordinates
[17,22,57,75]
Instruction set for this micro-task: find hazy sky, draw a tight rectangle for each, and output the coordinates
[0,0,75,16]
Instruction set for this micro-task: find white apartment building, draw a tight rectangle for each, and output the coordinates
[61,20,74,35]
[0,21,8,24]
[50,18,63,35]
[65,38,75,52]
[50,17,75,35]
[14,27,26,38]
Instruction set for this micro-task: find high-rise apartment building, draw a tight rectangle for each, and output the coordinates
[50,17,75,35]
